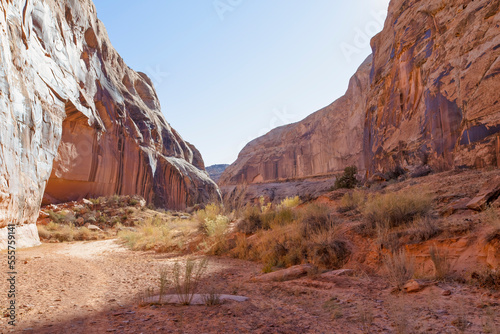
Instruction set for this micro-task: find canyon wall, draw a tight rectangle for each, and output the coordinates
[0,0,219,249]
[220,0,500,201]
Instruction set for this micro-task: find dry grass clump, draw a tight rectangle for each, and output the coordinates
[195,203,231,254]
[118,217,173,252]
[37,222,102,242]
[383,249,415,290]
[363,190,432,230]
[339,190,366,212]
[203,215,230,255]
[236,199,297,234]
[173,258,209,305]
[231,203,350,271]
[407,216,442,242]
[429,245,452,280]
[307,228,350,269]
[470,267,500,291]
[299,204,334,236]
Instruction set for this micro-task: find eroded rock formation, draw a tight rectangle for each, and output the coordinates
[221,0,500,201]
[0,0,219,248]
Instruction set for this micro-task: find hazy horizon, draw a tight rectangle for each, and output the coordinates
[93,0,390,166]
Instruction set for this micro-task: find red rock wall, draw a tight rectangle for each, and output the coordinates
[0,0,219,249]
[221,0,500,189]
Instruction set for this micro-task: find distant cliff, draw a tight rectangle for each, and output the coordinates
[221,0,500,197]
[0,0,219,248]
[206,164,229,183]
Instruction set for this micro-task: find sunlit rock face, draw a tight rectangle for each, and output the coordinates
[220,56,372,186]
[221,0,500,194]
[0,0,219,248]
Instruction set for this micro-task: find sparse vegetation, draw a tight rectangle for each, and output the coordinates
[383,249,415,290]
[470,267,500,291]
[172,258,209,305]
[339,189,365,212]
[323,296,343,320]
[429,245,452,280]
[37,222,104,242]
[118,217,173,252]
[202,286,222,306]
[158,266,170,304]
[278,196,301,209]
[203,214,230,255]
[357,303,374,333]
[335,166,358,189]
[407,216,442,242]
[362,190,432,231]
[231,203,349,271]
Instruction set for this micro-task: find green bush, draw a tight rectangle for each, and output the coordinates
[335,166,358,189]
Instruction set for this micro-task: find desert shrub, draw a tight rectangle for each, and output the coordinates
[38,223,102,242]
[429,245,452,280]
[335,166,358,189]
[470,268,500,291]
[202,287,222,306]
[173,258,208,305]
[196,203,223,224]
[203,214,230,255]
[204,215,229,237]
[261,207,296,229]
[118,217,172,252]
[47,210,76,224]
[237,205,264,234]
[37,225,52,240]
[54,224,75,242]
[408,216,442,242]
[307,228,350,269]
[278,196,301,209]
[363,191,432,230]
[231,234,251,259]
[158,266,170,304]
[383,249,415,290]
[249,223,304,269]
[339,190,365,212]
[299,204,333,237]
[73,227,93,241]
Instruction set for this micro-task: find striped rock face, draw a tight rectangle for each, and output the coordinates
[0,0,219,249]
[220,0,500,203]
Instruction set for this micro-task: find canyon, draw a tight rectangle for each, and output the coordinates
[0,0,219,249]
[220,0,500,203]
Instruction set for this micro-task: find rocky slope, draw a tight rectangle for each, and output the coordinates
[220,0,500,199]
[0,0,219,248]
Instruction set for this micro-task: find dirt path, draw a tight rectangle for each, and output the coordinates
[1,240,499,333]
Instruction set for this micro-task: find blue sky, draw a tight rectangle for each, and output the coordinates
[92,0,390,166]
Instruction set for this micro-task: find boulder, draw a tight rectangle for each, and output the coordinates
[403,279,429,293]
[467,177,500,211]
[439,198,472,217]
[252,264,314,282]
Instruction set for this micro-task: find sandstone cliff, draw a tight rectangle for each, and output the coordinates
[0,0,219,248]
[220,0,500,199]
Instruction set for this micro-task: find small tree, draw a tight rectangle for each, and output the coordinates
[335,166,358,189]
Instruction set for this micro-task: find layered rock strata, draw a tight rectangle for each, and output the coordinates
[221,0,500,201]
[0,0,219,249]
